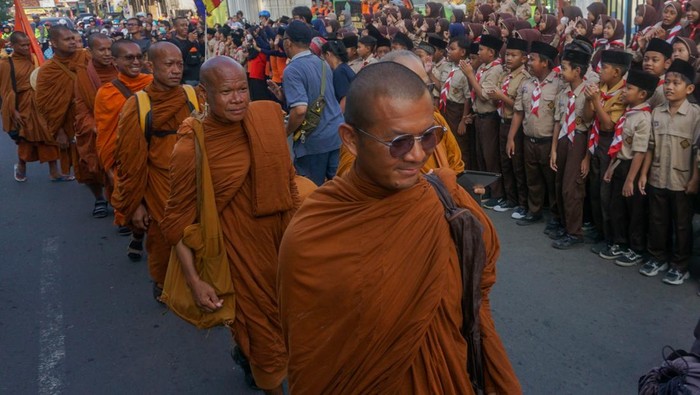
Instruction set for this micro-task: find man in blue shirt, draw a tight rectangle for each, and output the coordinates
[278,20,343,185]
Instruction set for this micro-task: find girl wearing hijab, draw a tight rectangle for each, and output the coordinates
[499,18,516,40]
[451,8,465,24]
[513,28,542,46]
[534,5,549,26]
[467,22,484,41]
[435,18,450,40]
[586,2,607,24]
[683,0,700,43]
[575,19,594,40]
[339,9,357,34]
[538,14,558,44]
[629,4,658,51]
[474,4,494,23]
[592,18,625,71]
[655,1,683,43]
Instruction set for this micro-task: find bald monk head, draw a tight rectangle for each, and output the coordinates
[200,56,249,123]
[49,25,77,57]
[147,41,183,89]
[111,39,143,78]
[341,62,438,191]
[87,33,113,67]
[380,50,431,87]
[9,31,30,57]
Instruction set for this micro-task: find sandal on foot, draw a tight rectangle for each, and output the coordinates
[13,164,26,182]
[127,236,143,261]
[152,282,165,305]
[51,174,75,182]
[92,200,108,218]
[118,226,132,237]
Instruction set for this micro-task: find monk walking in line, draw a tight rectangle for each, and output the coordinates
[0,32,60,182]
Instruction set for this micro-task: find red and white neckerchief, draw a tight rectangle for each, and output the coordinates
[588,82,625,154]
[593,38,608,49]
[630,26,654,51]
[497,73,513,117]
[531,77,547,116]
[471,58,502,102]
[559,91,577,142]
[439,67,457,111]
[608,104,652,158]
[689,23,700,40]
[658,75,665,87]
[665,24,683,43]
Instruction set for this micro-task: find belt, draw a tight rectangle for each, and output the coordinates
[476,111,498,118]
[526,136,551,144]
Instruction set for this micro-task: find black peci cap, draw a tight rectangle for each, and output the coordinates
[666,59,696,82]
[600,49,633,68]
[626,69,661,92]
[506,37,528,52]
[479,33,503,52]
[562,49,591,65]
[428,33,447,50]
[645,38,673,59]
[530,40,558,61]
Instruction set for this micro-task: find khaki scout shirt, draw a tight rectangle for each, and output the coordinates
[556,81,593,137]
[445,62,470,104]
[649,100,700,191]
[617,103,652,161]
[516,70,563,138]
[432,58,451,98]
[596,79,626,128]
[348,57,363,74]
[473,60,503,114]
[648,78,667,109]
[498,64,530,120]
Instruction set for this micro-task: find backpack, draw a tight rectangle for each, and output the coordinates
[639,347,700,395]
[135,85,198,145]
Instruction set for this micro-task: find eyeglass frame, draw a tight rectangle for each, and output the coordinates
[350,124,446,158]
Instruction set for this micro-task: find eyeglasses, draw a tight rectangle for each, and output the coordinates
[119,54,143,61]
[352,125,445,158]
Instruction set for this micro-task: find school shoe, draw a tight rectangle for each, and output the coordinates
[516,213,542,226]
[615,249,644,267]
[582,221,595,232]
[482,197,504,210]
[552,234,584,249]
[639,258,669,277]
[598,244,624,260]
[547,227,567,240]
[590,243,609,255]
[511,206,527,219]
[662,268,690,285]
[543,219,561,236]
[493,200,516,212]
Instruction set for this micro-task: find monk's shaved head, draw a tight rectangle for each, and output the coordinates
[200,56,245,88]
[49,25,71,41]
[112,39,143,78]
[149,41,184,89]
[345,62,430,130]
[380,50,429,83]
[87,33,111,49]
[148,41,179,61]
[200,56,249,123]
[111,39,140,57]
[10,31,28,44]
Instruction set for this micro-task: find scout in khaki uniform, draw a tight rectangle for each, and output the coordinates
[491,37,530,217]
[510,41,562,226]
[357,35,378,69]
[550,48,594,249]
[343,35,363,74]
[429,34,450,104]
[643,38,673,109]
[584,50,630,256]
[460,34,505,207]
[603,69,659,267]
[438,36,471,167]
[639,59,700,285]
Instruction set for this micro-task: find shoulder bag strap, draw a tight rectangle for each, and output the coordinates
[54,59,77,80]
[111,78,134,99]
[8,57,18,110]
[319,59,326,99]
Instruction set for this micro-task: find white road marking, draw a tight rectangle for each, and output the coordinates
[38,237,66,395]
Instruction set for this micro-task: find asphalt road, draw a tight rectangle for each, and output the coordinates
[0,135,698,394]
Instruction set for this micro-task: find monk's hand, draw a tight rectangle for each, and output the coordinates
[190,279,223,313]
[132,204,150,231]
[55,129,69,150]
[11,110,25,130]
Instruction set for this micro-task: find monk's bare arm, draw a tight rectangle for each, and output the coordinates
[286,105,307,137]
[175,240,223,312]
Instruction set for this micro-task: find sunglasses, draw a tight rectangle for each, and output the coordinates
[352,125,445,158]
[120,54,143,61]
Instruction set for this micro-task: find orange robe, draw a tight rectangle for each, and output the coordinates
[161,101,300,390]
[0,54,58,163]
[73,60,117,184]
[278,167,521,394]
[336,110,465,177]
[111,84,197,285]
[35,50,90,172]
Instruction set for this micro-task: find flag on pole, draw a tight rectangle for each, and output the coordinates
[202,0,229,27]
[13,0,45,66]
[193,0,207,26]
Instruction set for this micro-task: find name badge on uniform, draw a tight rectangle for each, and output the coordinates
[681,139,690,149]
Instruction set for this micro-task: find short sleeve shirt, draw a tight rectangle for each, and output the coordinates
[648,79,667,109]
[556,82,593,137]
[617,104,652,160]
[596,79,626,130]
[516,70,562,138]
[332,62,355,102]
[445,62,470,104]
[473,61,503,114]
[432,58,452,98]
[499,65,530,120]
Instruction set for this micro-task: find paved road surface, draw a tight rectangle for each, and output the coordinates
[0,137,698,394]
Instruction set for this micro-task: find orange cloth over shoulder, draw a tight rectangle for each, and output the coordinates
[161,101,300,390]
[94,72,152,171]
[336,109,465,177]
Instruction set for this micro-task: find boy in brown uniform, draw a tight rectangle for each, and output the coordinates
[603,69,658,267]
[510,41,562,226]
[550,48,594,249]
[638,59,700,285]
[643,38,673,109]
[492,37,530,217]
[429,34,450,104]
[460,34,505,207]
[439,36,471,167]
[584,50,630,256]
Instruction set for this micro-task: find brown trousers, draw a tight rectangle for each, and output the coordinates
[647,186,694,271]
[442,100,472,168]
[555,133,587,238]
[475,112,503,197]
[609,160,646,252]
[589,131,613,241]
[499,121,527,207]
[524,137,557,217]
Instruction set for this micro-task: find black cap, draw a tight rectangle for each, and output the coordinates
[645,38,673,59]
[417,41,435,55]
[342,34,358,48]
[506,37,528,52]
[562,49,591,65]
[207,28,216,35]
[600,50,632,68]
[285,20,313,44]
[470,42,480,54]
[626,69,661,92]
[392,32,413,50]
[666,59,696,82]
[359,35,377,46]
[530,41,558,61]
[479,34,503,52]
[428,33,447,50]
[377,36,391,48]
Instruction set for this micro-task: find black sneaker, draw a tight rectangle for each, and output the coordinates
[599,244,624,260]
[543,219,561,235]
[582,221,595,231]
[483,197,503,209]
[511,206,528,219]
[493,200,517,212]
[548,227,567,240]
[552,234,584,249]
[590,243,609,255]
[615,249,644,267]
[516,213,542,225]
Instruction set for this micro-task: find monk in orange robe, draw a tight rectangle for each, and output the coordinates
[73,33,117,217]
[35,25,89,182]
[0,32,59,182]
[278,63,521,394]
[111,42,200,301]
[335,51,465,177]
[161,57,299,395]
[94,39,152,245]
